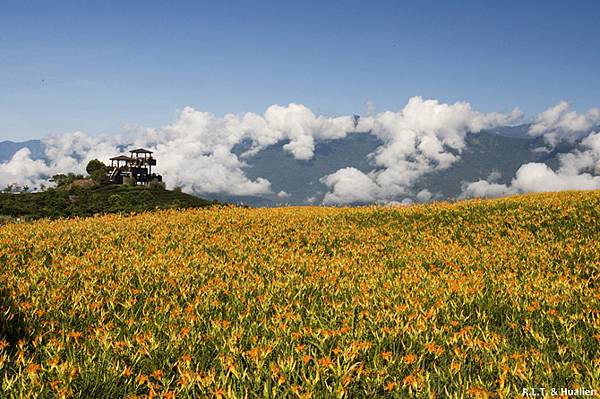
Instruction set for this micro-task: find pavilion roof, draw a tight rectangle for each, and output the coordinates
[129,148,153,154]
[109,155,134,161]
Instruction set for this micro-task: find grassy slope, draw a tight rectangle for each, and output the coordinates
[0,184,213,221]
[0,191,599,397]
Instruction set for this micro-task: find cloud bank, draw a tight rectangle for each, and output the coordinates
[0,103,354,194]
[2,98,599,204]
[463,103,600,198]
[321,97,522,204]
[528,101,600,145]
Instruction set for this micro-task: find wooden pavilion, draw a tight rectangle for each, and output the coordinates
[107,148,162,185]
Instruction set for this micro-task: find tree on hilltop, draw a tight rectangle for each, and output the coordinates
[86,159,109,184]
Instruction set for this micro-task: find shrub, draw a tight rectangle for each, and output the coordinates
[86,160,109,185]
[86,159,107,175]
[148,180,166,190]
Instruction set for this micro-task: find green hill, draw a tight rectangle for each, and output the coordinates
[0,183,214,222]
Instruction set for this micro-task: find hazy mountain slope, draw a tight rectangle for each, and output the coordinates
[487,124,532,138]
[230,133,381,205]
[232,130,575,205]
[414,131,565,199]
[0,129,585,206]
[0,140,45,162]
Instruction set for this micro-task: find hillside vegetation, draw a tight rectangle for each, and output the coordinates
[0,191,599,398]
[0,183,213,222]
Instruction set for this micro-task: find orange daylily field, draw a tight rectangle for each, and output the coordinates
[1,191,598,398]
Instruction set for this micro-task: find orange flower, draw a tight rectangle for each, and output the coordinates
[136,374,148,385]
[212,388,226,399]
[450,360,461,373]
[402,374,418,387]
[403,354,417,364]
[227,363,237,374]
[467,386,492,398]
[67,331,83,341]
[318,357,333,367]
[122,366,133,378]
[27,363,41,375]
[151,369,164,380]
[180,354,192,364]
[290,385,303,394]
[163,391,176,399]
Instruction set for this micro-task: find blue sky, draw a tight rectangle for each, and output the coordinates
[1,0,599,141]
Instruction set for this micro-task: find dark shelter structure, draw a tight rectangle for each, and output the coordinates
[107,148,162,185]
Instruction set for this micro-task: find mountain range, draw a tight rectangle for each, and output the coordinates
[0,124,588,206]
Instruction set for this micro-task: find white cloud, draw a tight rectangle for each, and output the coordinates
[320,167,379,205]
[305,196,318,204]
[277,190,290,198]
[366,101,375,117]
[462,162,600,198]
[262,103,355,160]
[529,101,600,145]
[512,163,600,192]
[9,98,599,204]
[7,97,521,202]
[461,180,514,198]
[0,148,51,189]
[0,103,356,196]
[462,131,600,198]
[321,96,522,204]
[416,189,432,202]
[487,170,502,182]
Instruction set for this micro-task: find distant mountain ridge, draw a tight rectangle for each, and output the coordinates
[0,124,588,206]
[0,140,45,162]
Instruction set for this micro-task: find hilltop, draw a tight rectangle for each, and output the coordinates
[0,183,213,222]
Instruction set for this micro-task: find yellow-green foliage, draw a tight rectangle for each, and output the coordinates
[1,191,599,398]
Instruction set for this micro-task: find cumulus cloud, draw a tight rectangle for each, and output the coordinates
[462,131,600,198]
[529,101,600,145]
[0,148,52,189]
[486,170,502,182]
[416,189,432,202]
[462,162,600,198]
[0,131,129,189]
[511,163,600,192]
[320,167,379,205]
[8,97,521,202]
[321,97,522,204]
[263,104,354,160]
[461,180,513,198]
[8,97,598,204]
[0,103,355,196]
